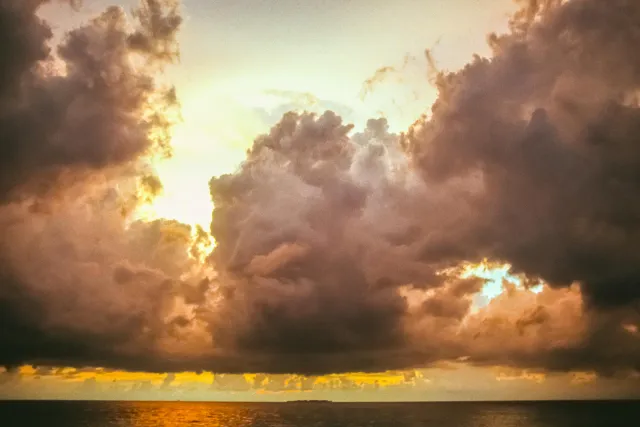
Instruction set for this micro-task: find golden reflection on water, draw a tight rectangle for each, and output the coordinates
[126,401,288,427]
[120,401,543,427]
[127,402,244,426]
[14,400,631,427]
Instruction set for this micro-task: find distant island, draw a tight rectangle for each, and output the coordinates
[285,400,333,403]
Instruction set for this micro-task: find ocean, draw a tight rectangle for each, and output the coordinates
[0,400,638,426]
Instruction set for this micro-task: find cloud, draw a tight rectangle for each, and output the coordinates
[403,0,640,308]
[203,0,640,375]
[0,0,180,203]
[0,0,639,382]
[0,0,209,373]
[205,104,639,375]
[161,373,175,388]
[211,374,251,392]
[252,89,355,127]
[360,52,428,100]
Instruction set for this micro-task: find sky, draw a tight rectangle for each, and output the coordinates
[0,0,639,401]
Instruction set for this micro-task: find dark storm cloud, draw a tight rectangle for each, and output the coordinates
[0,198,211,371]
[1,0,640,379]
[0,0,179,202]
[0,0,204,372]
[403,0,640,307]
[204,0,640,375]
[206,112,415,374]
[205,107,640,375]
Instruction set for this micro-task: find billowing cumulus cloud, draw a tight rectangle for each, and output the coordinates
[0,0,204,372]
[0,0,179,202]
[0,0,639,382]
[403,0,640,308]
[205,0,640,375]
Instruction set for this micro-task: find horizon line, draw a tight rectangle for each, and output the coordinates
[1,398,639,404]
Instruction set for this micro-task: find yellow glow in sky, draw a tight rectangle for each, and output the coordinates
[135,87,268,230]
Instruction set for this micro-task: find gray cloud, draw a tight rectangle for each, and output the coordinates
[0,0,179,202]
[0,0,203,372]
[204,0,640,375]
[403,0,640,308]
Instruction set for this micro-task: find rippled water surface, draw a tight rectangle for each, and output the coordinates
[0,400,638,426]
